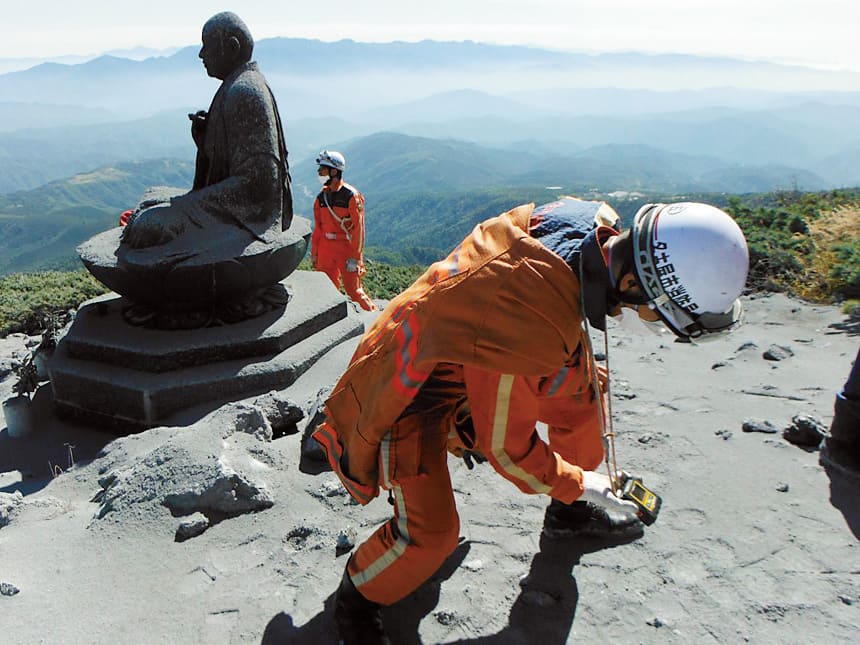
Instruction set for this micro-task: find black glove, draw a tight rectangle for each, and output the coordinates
[451,400,487,469]
[462,450,487,470]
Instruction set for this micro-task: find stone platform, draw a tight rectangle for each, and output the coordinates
[49,271,364,432]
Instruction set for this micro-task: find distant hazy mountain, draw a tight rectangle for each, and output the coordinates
[358,89,543,125]
[385,98,860,186]
[321,131,545,195]
[0,102,122,133]
[811,146,860,187]
[291,132,826,206]
[2,38,859,121]
[0,54,211,117]
[0,46,179,75]
[0,111,192,192]
[0,54,93,75]
[509,87,860,116]
[0,38,856,204]
[103,46,181,60]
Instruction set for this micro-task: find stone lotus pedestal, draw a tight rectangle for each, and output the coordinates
[49,270,364,432]
[78,217,312,311]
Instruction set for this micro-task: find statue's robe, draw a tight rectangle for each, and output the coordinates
[120,61,293,266]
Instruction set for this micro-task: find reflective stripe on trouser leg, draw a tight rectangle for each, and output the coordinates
[347,420,459,605]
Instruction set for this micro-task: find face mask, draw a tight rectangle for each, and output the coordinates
[610,306,666,336]
[606,242,651,307]
[318,175,329,186]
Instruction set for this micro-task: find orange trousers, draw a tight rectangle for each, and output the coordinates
[347,397,460,606]
[316,246,376,311]
[346,377,604,606]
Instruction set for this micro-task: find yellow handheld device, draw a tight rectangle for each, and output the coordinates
[615,471,662,526]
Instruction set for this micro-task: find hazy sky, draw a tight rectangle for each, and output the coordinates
[5,1,859,71]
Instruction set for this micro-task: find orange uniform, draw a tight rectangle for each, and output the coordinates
[312,182,376,311]
[314,201,611,605]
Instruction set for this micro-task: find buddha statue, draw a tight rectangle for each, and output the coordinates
[121,11,293,250]
[78,12,311,326]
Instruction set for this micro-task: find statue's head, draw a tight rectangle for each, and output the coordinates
[199,12,254,80]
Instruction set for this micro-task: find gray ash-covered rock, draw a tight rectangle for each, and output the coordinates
[0,491,24,528]
[90,403,281,529]
[782,414,827,448]
[175,512,210,542]
[742,419,780,434]
[300,387,332,462]
[253,390,304,438]
[763,344,794,361]
[0,582,20,597]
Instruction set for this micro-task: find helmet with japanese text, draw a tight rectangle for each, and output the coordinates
[316,149,346,172]
[630,202,749,341]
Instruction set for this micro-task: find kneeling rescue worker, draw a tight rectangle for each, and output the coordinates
[312,197,750,644]
[312,149,377,311]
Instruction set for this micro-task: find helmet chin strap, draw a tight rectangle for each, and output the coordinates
[579,254,622,495]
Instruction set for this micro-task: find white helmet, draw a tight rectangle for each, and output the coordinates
[631,202,749,341]
[316,149,346,172]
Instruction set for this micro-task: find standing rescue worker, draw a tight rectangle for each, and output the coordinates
[311,150,377,311]
[313,197,750,644]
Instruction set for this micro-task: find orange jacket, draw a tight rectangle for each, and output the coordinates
[313,203,603,505]
[311,182,366,261]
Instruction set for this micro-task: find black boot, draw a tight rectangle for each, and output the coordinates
[542,499,644,540]
[820,392,860,482]
[334,566,391,645]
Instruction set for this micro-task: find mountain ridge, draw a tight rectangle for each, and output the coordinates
[0,131,835,276]
[2,37,858,120]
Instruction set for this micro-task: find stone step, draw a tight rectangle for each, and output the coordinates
[49,271,366,431]
[63,271,348,373]
[52,314,363,432]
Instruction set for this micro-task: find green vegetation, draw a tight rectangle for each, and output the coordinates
[0,262,427,338]
[0,159,193,275]
[0,270,109,337]
[363,261,426,300]
[726,189,860,300]
[2,188,859,339]
[370,187,860,303]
